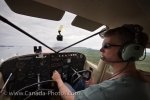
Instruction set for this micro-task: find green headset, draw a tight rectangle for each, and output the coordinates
[118,25,145,61]
[119,43,144,61]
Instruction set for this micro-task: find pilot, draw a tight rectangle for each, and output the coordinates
[52,24,150,100]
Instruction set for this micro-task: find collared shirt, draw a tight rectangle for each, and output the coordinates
[74,75,150,100]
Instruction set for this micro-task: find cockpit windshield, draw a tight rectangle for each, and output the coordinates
[0,0,105,63]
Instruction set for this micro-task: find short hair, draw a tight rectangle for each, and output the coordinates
[102,24,149,48]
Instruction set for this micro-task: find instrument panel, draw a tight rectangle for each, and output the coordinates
[0,52,86,99]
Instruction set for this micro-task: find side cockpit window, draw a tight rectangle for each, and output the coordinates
[136,49,150,72]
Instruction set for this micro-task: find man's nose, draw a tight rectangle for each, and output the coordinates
[100,47,104,52]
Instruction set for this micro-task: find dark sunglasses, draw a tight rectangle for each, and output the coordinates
[102,43,121,49]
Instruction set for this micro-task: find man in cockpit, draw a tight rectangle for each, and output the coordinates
[52,24,150,100]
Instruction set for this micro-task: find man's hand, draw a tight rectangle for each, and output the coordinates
[52,70,62,82]
[52,70,74,100]
[85,78,95,87]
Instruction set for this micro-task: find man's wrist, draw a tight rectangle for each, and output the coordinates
[57,79,64,88]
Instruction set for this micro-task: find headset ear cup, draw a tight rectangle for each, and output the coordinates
[118,44,124,60]
[121,43,144,61]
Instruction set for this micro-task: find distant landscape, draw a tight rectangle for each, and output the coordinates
[136,53,150,72]
[65,47,150,72]
[64,47,101,64]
